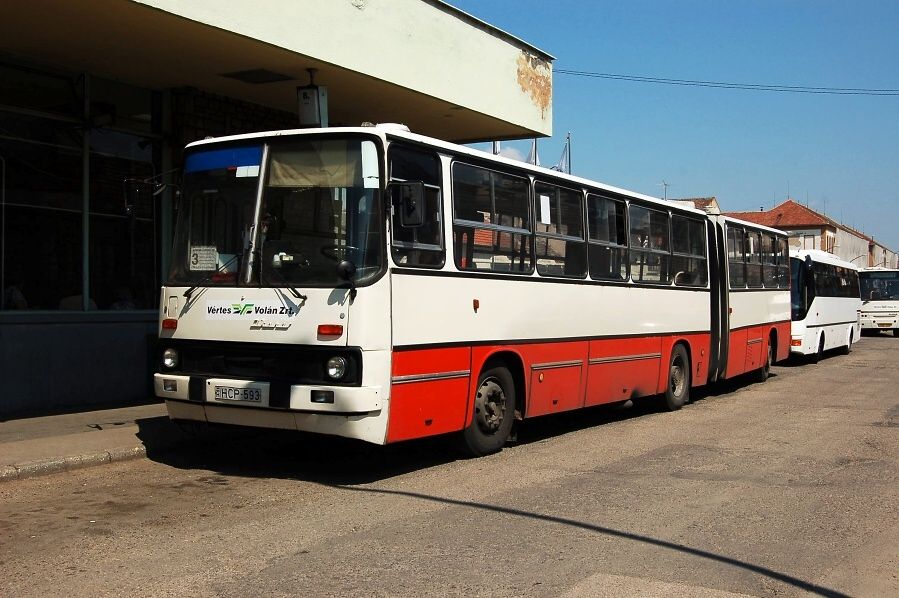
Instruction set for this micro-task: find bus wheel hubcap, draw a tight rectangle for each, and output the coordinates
[475,378,505,434]
[670,361,685,397]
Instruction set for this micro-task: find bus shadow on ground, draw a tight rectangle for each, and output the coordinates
[135,378,760,486]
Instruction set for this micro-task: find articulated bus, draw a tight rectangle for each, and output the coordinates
[858,267,899,336]
[154,125,790,456]
[789,249,861,361]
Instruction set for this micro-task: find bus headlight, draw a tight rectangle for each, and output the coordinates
[326,356,347,380]
[162,348,179,369]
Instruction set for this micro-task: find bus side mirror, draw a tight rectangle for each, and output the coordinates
[123,178,180,216]
[389,181,425,227]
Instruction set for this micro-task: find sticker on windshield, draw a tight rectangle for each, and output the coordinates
[190,246,219,271]
[235,165,260,178]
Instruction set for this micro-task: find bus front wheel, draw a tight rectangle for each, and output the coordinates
[459,366,516,457]
[662,345,690,411]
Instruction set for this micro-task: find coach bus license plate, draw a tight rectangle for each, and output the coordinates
[207,379,269,405]
[878,323,891,328]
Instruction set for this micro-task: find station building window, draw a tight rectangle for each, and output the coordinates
[0,61,160,311]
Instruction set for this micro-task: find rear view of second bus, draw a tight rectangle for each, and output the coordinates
[790,249,861,362]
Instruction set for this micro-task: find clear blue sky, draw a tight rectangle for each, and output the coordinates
[449,0,899,250]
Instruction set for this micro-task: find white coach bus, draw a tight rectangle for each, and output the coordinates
[858,267,899,336]
[789,249,861,360]
[154,126,790,455]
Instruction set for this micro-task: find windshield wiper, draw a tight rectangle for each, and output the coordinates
[183,253,241,299]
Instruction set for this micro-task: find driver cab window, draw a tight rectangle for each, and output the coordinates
[388,143,444,267]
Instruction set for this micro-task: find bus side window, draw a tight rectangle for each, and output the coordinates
[586,193,628,281]
[388,144,444,268]
[534,181,585,278]
[727,226,746,288]
[671,215,707,287]
[451,163,532,274]
[629,204,670,284]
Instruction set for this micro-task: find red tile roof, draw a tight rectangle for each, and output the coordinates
[725,200,831,229]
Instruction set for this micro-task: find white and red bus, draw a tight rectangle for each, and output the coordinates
[789,249,861,360]
[154,126,790,455]
[858,267,899,336]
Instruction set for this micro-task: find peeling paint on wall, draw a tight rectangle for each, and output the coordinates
[517,52,552,118]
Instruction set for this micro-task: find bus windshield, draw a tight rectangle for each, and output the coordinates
[790,257,810,320]
[168,137,383,288]
[860,270,899,301]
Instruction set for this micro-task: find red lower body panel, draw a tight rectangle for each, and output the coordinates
[386,333,713,444]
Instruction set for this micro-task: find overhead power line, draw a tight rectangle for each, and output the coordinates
[554,68,899,96]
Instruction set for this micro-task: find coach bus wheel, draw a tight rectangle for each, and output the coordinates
[841,330,853,355]
[811,335,825,364]
[459,366,516,457]
[662,345,690,411]
[755,340,773,383]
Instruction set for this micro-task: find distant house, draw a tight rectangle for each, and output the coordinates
[670,197,722,214]
[724,199,897,268]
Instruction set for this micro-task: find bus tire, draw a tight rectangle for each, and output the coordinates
[755,339,773,382]
[841,330,853,355]
[662,344,690,411]
[458,366,516,457]
[811,334,825,364]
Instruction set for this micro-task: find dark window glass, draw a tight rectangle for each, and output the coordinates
[452,163,532,273]
[89,129,158,309]
[388,144,444,268]
[746,231,763,288]
[586,193,627,280]
[762,234,777,287]
[727,226,746,288]
[0,110,84,310]
[790,257,811,320]
[776,237,790,288]
[534,182,585,277]
[629,204,670,283]
[671,215,707,286]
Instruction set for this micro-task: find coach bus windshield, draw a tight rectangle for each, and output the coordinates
[168,137,383,288]
[860,270,899,301]
[790,257,810,320]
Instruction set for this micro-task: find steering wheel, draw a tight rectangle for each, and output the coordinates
[320,245,361,262]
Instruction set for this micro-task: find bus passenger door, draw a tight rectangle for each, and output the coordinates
[708,219,729,382]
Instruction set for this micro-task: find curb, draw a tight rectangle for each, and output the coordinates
[0,445,148,483]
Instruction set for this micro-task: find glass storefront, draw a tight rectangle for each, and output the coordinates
[0,61,160,311]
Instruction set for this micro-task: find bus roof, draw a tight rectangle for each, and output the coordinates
[790,249,860,270]
[184,126,708,218]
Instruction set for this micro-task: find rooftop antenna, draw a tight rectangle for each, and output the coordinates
[659,180,670,201]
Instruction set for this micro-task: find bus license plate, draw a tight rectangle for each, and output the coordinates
[214,386,262,402]
[878,323,891,328]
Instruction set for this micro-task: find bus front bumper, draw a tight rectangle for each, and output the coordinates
[154,373,382,414]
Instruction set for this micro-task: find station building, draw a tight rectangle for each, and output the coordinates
[0,0,553,415]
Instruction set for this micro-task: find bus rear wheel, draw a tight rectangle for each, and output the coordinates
[458,366,516,457]
[662,345,690,411]
[755,339,773,382]
[811,334,825,364]
[841,330,853,355]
